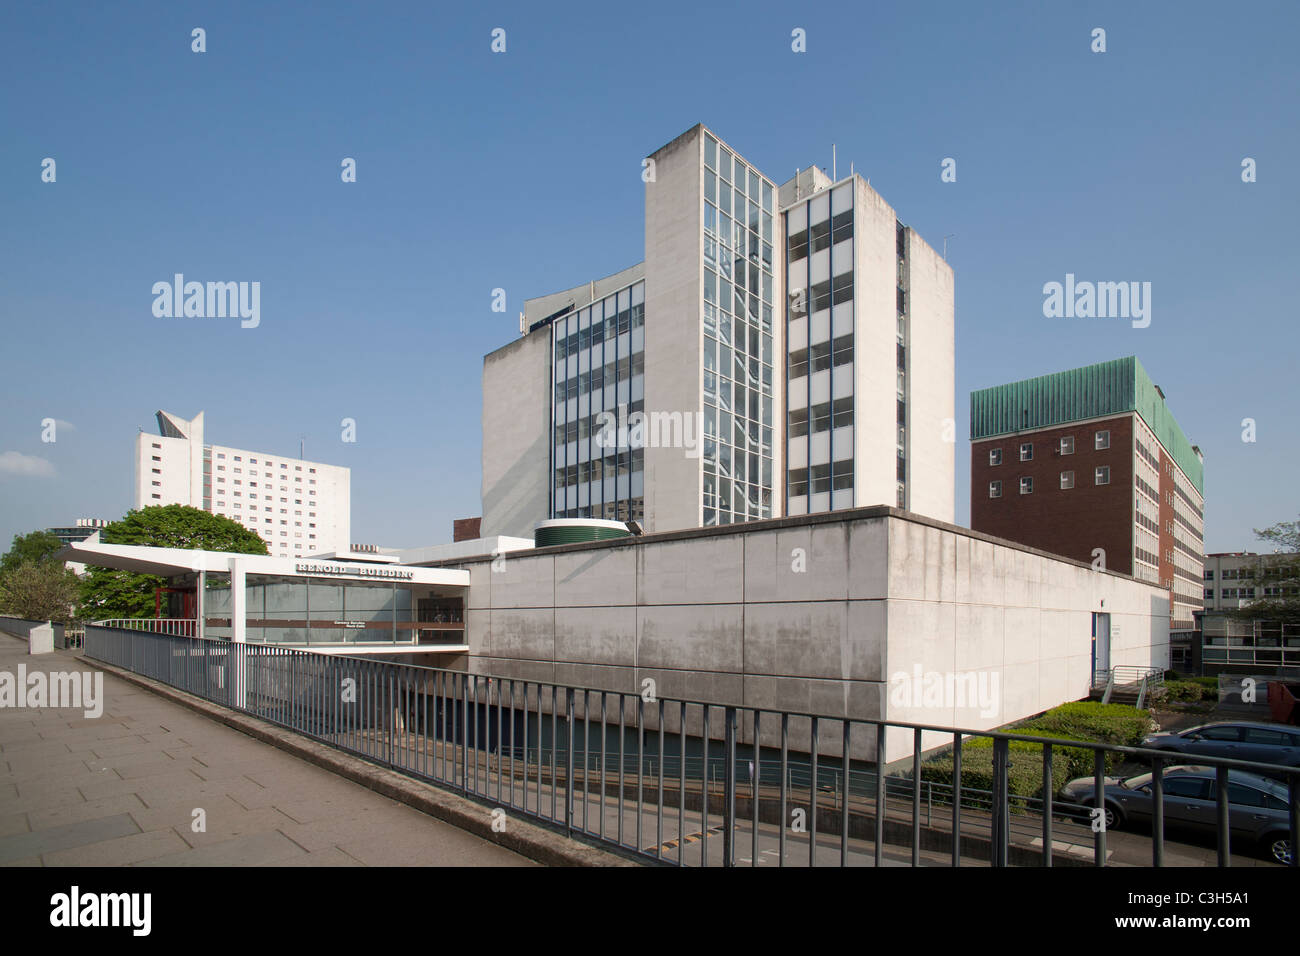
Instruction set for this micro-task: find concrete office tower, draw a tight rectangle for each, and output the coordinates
[134,410,351,559]
[780,167,954,518]
[969,357,1204,632]
[482,123,955,537]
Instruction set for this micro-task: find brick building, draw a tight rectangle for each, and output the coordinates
[969,356,1204,633]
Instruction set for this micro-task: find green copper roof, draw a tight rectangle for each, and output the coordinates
[970,356,1202,495]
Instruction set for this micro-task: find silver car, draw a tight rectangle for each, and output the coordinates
[1141,721,1300,777]
[1060,765,1294,864]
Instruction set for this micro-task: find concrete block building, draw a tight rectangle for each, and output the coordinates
[482,124,954,539]
[134,410,351,558]
[969,357,1204,634]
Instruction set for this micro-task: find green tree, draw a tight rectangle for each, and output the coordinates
[1232,516,1300,626]
[0,560,81,623]
[1,530,64,574]
[79,505,268,619]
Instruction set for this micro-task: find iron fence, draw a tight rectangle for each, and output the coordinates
[83,624,1300,868]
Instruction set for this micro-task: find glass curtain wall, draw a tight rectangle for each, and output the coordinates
[243,575,418,645]
[551,281,647,522]
[702,131,776,526]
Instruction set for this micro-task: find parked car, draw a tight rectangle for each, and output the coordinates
[1060,765,1292,864]
[1141,721,1300,778]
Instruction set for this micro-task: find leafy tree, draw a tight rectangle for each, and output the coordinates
[1,530,64,574]
[79,505,267,619]
[1230,516,1300,626]
[0,560,81,624]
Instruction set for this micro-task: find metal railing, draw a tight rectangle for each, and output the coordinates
[1094,665,1164,704]
[92,618,197,637]
[83,624,1299,868]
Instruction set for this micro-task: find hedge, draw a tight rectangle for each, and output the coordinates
[919,739,1074,804]
[1016,701,1152,749]
[1165,679,1208,702]
[920,702,1155,801]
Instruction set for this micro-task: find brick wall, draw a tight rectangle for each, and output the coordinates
[970,414,1133,574]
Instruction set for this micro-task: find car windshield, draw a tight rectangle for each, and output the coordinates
[1120,773,1152,790]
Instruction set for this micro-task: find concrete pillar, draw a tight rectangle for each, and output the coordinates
[196,569,206,641]
[230,559,246,708]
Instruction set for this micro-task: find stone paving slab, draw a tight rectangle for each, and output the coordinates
[0,636,534,867]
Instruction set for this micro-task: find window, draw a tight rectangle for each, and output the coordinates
[1095,430,1110,450]
[1019,477,1033,495]
[1242,728,1291,746]
[1059,436,1074,455]
[1204,569,1215,580]
[1060,471,1074,489]
[989,481,1002,499]
[1095,466,1111,485]
[1162,778,1209,800]
[1019,443,1033,461]
[989,448,1002,466]
[831,459,853,491]
[1198,726,1241,742]
[1204,588,1214,599]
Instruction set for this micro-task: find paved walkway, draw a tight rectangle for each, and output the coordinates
[0,636,533,866]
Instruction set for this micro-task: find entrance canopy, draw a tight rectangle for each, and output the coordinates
[58,541,470,588]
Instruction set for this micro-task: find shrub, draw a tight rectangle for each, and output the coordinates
[1018,701,1152,749]
[1165,679,1205,702]
[921,733,1077,802]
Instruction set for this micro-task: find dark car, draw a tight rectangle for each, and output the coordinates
[1060,765,1292,864]
[1141,722,1300,778]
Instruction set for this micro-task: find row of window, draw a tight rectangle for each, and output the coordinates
[1208,586,1300,599]
[788,460,854,496]
[555,353,646,401]
[556,499,645,523]
[787,398,853,438]
[787,210,853,262]
[988,430,1110,466]
[788,335,853,379]
[703,134,776,215]
[214,452,314,473]
[553,449,645,487]
[989,468,1111,497]
[554,303,646,360]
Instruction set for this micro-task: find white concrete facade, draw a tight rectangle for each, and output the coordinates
[481,123,952,543]
[134,410,351,558]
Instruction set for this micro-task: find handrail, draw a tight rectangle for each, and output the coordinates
[80,623,1300,868]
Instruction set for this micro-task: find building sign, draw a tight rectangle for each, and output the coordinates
[295,562,414,580]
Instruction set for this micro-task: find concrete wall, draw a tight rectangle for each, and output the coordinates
[904,229,955,524]
[852,178,900,513]
[642,125,703,533]
[447,507,1169,763]
[482,330,552,538]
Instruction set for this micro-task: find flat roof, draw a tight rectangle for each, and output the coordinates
[59,541,469,587]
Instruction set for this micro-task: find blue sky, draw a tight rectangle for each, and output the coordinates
[1,0,1296,554]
